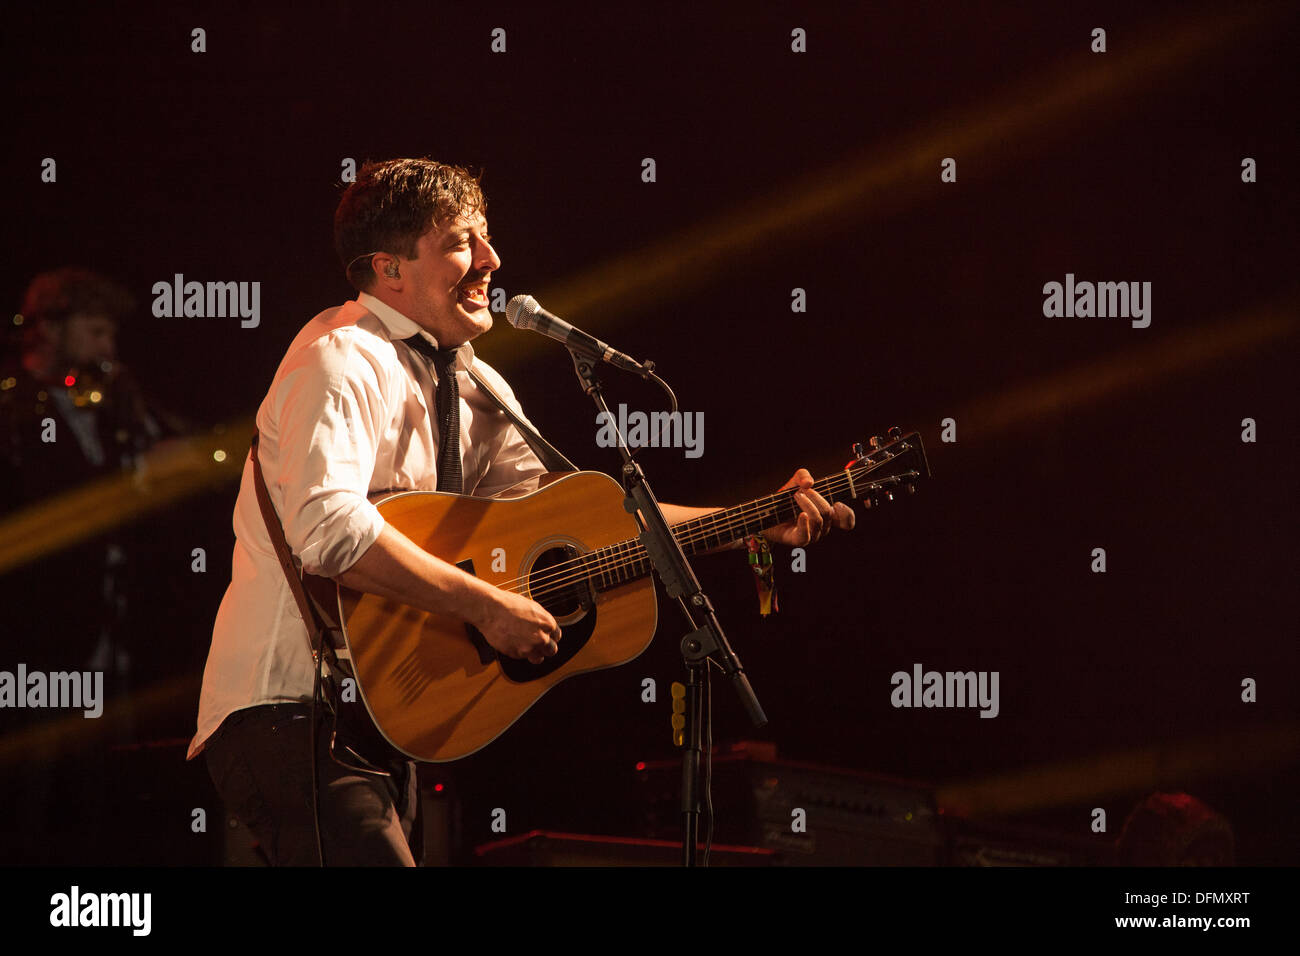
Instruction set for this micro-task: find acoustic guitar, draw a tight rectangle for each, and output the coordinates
[306,429,930,761]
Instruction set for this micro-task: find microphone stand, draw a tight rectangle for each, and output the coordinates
[567,345,767,867]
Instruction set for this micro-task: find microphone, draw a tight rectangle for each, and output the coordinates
[506,295,643,371]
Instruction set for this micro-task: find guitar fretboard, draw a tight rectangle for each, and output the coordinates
[582,473,850,592]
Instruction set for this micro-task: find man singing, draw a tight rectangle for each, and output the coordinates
[189,158,854,865]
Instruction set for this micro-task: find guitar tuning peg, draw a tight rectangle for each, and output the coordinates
[852,441,866,460]
[887,426,902,442]
[869,435,885,450]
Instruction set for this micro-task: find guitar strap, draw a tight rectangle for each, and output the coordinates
[465,364,577,474]
[249,429,347,665]
[251,429,405,773]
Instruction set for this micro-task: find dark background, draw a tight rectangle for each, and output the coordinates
[1,0,1296,865]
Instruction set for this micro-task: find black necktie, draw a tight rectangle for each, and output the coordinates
[404,335,462,494]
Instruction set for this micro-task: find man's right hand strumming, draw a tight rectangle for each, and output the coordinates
[472,587,561,665]
[332,523,561,665]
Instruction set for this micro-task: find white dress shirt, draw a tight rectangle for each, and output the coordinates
[187,292,549,758]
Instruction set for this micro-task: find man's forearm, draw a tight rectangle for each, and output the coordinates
[332,523,498,620]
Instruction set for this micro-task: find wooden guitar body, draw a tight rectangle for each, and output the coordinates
[326,471,657,762]
[301,428,929,763]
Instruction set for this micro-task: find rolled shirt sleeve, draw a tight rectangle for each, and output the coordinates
[267,330,389,578]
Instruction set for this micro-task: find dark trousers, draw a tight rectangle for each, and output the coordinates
[204,702,421,866]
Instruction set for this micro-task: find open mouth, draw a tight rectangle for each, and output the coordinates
[458,283,489,309]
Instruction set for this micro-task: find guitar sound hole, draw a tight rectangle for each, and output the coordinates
[495,545,597,684]
[528,545,593,622]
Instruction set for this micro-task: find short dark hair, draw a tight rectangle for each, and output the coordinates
[20,266,135,326]
[334,158,487,292]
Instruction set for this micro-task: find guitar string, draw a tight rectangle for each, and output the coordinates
[502,466,913,600]
[501,474,847,595]
[490,463,917,600]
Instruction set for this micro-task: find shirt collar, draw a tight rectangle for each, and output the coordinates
[357,291,475,369]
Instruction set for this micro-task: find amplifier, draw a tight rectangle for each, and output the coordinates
[945,816,1117,866]
[636,749,944,866]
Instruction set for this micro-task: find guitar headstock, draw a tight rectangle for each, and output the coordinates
[843,427,931,508]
